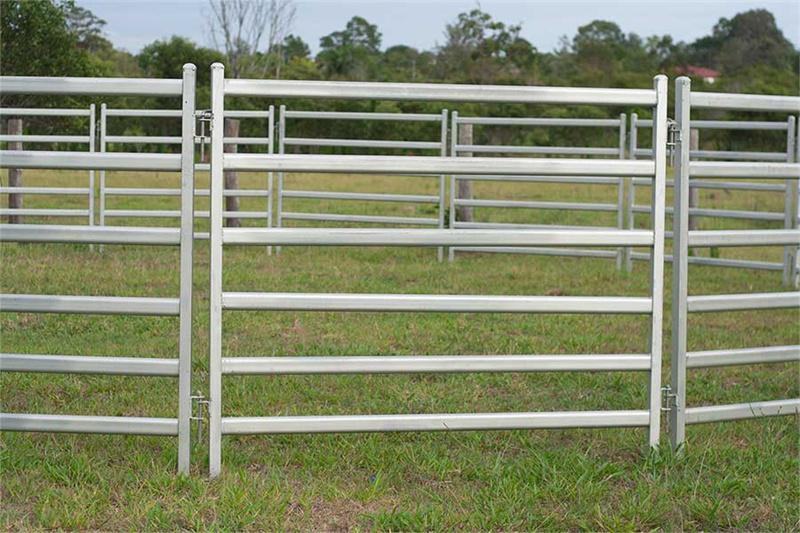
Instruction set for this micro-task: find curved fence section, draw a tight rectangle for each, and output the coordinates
[0,66,197,475]
[668,77,800,451]
[208,65,669,477]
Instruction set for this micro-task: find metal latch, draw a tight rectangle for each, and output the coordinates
[666,119,680,163]
[661,385,677,432]
[195,110,213,161]
[190,392,210,443]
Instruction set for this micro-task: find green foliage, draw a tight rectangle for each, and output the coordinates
[0,0,97,78]
[317,16,382,80]
[138,36,224,88]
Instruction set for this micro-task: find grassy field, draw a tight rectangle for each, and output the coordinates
[1,168,798,531]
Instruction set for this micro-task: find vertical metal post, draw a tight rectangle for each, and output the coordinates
[617,113,626,271]
[448,111,458,262]
[276,105,286,255]
[88,104,96,245]
[795,117,800,288]
[626,113,638,273]
[267,105,275,256]
[670,77,692,452]
[782,116,795,287]
[438,109,447,263]
[647,76,668,449]
[209,62,225,477]
[177,63,197,475]
[99,104,107,229]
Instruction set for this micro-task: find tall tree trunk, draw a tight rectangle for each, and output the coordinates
[224,118,241,228]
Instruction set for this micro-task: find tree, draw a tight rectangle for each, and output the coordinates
[281,34,310,62]
[687,9,796,73]
[207,0,296,78]
[317,16,382,80]
[437,9,538,85]
[0,0,97,78]
[139,36,224,87]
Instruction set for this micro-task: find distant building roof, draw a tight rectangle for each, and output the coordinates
[676,65,721,79]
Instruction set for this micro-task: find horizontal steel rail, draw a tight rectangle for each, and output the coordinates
[449,247,618,258]
[690,92,800,112]
[688,229,800,248]
[630,178,786,191]
[0,294,180,315]
[283,137,440,150]
[629,251,784,271]
[685,399,800,424]
[453,221,616,230]
[225,79,657,105]
[221,410,650,435]
[284,110,441,121]
[455,116,621,127]
[0,224,181,245]
[687,291,800,313]
[0,353,179,376]
[281,212,438,226]
[0,108,91,117]
[0,208,89,217]
[635,118,790,131]
[455,198,617,212]
[0,134,90,143]
[686,345,800,368]
[222,228,654,247]
[282,190,438,203]
[454,174,622,185]
[453,144,618,156]
[105,187,269,198]
[0,187,89,195]
[0,414,179,435]
[690,150,788,162]
[0,151,180,171]
[104,209,266,219]
[222,292,652,314]
[633,205,785,221]
[221,354,651,374]
[0,76,182,96]
[689,161,799,179]
[227,154,654,176]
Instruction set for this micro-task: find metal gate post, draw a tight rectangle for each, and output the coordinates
[276,105,286,255]
[99,104,107,238]
[617,113,626,271]
[439,109,448,263]
[89,104,96,237]
[209,62,225,477]
[784,116,796,287]
[647,78,668,447]
[267,105,275,256]
[626,113,638,273]
[177,63,197,475]
[448,111,458,262]
[669,76,692,452]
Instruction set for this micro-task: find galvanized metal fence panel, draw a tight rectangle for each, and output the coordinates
[628,112,798,283]
[99,105,274,241]
[448,113,627,267]
[0,106,96,226]
[668,78,800,451]
[208,64,669,477]
[276,107,448,260]
[0,65,197,474]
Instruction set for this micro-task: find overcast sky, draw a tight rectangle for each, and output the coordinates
[81,0,800,56]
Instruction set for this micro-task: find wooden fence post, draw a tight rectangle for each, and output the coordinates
[224,118,241,228]
[457,123,473,222]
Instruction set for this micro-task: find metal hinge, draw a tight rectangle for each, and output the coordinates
[195,110,213,160]
[661,385,677,433]
[190,392,210,443]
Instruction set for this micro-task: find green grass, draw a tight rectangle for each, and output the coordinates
[1,169,798,531]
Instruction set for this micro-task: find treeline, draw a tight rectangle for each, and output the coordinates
[1,1,798,153]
